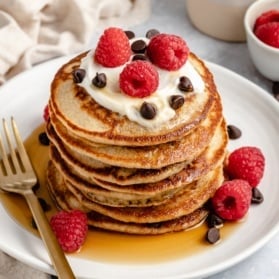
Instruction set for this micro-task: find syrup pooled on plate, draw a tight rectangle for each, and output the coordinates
[0,124,239,264]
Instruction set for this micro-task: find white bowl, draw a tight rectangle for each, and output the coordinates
[244,0,279,81]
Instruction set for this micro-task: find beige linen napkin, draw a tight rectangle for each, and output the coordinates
[0,0,150,278]
[0,0,151,85]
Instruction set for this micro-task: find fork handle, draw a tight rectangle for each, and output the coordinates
[23,190,76,279]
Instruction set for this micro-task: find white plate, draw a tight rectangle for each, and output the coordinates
[0,56,279,279]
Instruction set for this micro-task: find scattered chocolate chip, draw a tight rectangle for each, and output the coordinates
[92,72,107,88]
[131,39,147,54]
[72,68,86,83]
[132,54,148,61]
[227,124,242,139]
[207,213,224,228]
[178,76,194,92]
[38,197,51,212]
[169,95,185,110]
[206,227,220,244]
[125,30,135,39]
[146,29,160,39]
[251,187,264,204]
[38,132,50,146]
[140,102,157,119]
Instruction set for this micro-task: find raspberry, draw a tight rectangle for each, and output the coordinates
[43,105,49,122]
[254,22,279,48]
[94,27,131,67]
[147,33,189,71]
[212,180,252,221]
[50,210,88,253]
[119,60,159,98]
[227,146,265,188]
[254,10,279,31]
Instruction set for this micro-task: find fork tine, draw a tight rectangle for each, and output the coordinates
[11,117,34,173]
[0,127,13,176]
[2,118,22,174]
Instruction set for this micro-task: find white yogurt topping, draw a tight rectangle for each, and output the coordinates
[78,38,205,129]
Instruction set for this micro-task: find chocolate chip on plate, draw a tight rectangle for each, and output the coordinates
[72,68,86,83]
[38,197,51,212]
[206,227,220,244]
[132,54,148,61]
[38,132,50,146]
[206,213,224,228]
[125,30,135,40]
[227,124,242,139]
[92,72,107,88]
[169,95,185,110]
[178,76,194,92]
[131,40,147,54]
[251,187,264,204]
[140,102,157,119]
[146,29,160,39]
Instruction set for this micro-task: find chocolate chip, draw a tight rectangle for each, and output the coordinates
[92,72,107,88]
[125,30,135,39]
[146,29,160,39]
[206,227,220,244]
[206,213,224,228]
[251,187,264,204]
[272,82,279,102]
[169,95,185,110]
[140,102,157,119]
[72,68,86,83]
[38,197,51,212]
[227,124,242,139]
[131,39,147,53]
[38,132,49,146]
[132,54,148,61]
[178,76,194,92]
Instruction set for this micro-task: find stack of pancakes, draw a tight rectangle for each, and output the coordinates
[46,52,228,235]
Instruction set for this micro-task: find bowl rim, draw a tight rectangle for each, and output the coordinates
[244,0,279,53]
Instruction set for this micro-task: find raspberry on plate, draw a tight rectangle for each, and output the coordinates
[50,210,88,253]
[212,180,252,221]
[147,33,189,71]
[254,9,279,31]
[226,146,265,188]
[94,27,131,67]
[254,22,279,48]
[119,60,159,98]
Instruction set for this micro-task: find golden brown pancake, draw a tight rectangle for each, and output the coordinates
[49,52,217,146]
[46,162,211,235]
[47,93,222,169]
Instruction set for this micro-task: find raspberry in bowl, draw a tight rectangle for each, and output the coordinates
[244,0,279,81]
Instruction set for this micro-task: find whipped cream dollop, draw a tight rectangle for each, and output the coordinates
[79,37,205,129]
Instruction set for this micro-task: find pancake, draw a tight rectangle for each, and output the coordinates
[47,93,222,169]
[49,119,227,200]
[49,52,217,146]
[47,169,208,234]
[47,162,213,235]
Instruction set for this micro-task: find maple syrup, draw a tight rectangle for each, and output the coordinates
[0,124,239,264]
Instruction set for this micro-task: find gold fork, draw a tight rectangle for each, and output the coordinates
[0,117,75,279]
